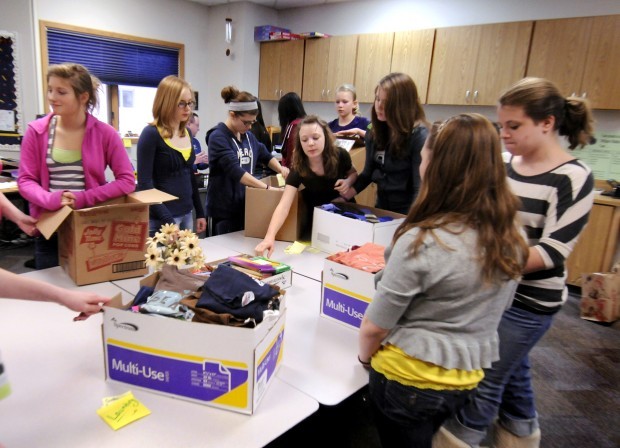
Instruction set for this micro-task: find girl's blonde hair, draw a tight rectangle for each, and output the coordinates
[151,75,193,139]
[336,84,359,115]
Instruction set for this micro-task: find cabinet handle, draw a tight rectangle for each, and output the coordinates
[473,90,479,103]
[275,89,278,97]
[571,92,576,97]
[279,89,283,98]
[465,90,471,103]
[327,89,330,97]
[321,89,325,98]
[582,92,587,98]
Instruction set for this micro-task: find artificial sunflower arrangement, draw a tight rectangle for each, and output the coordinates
[144,223,206,271]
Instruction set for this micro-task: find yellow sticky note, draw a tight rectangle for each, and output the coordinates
[276,173,285,187]
[284,241,307,254]
[97,391,151,430]
[123,138,132,148]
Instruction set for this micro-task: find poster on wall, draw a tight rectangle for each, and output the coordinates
[0,30,23,151]
[576,132,620,181]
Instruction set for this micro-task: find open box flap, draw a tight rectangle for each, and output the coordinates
[33,189,177,239]
[36,205,73,240]
[127,189,178,205]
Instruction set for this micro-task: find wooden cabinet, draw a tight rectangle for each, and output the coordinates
[354,33,394,103]
[565,196,620,286]
[527,15,620,109]
[302,35,358,102]
[390,29,435,104]
[427,22,532,105]
[258,40,305,101]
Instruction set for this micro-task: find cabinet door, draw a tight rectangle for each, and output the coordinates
[473,22,532,106]
[326,35,359,100]
[355,33,395,103]
[279,40,305,99]
[527,17,592,98]
[581,15,620,109]
[427,26,480,105]
[390,29,435,104]
[302,38,330,102]
[259,42,282,101]
[565,204,615,286]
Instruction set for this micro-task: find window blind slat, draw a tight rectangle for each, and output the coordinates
[47,29,179,88]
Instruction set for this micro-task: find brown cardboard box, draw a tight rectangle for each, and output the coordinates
[244,176,307,242]
[36,189,176,285]
[580,272,620,323]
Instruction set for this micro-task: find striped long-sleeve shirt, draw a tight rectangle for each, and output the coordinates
[507,159,594,313]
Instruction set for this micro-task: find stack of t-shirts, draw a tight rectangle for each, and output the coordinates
[197,264,282,324]
[327,242,386,273]
[318,203,394,223]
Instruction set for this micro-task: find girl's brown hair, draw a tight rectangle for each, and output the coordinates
[292,115,341,178]
[499,77,595,149]
[151,75,193,138]
[393,113,528,283]
[47,63,100,112]
[221,85,259,116]
[370,72,428,158]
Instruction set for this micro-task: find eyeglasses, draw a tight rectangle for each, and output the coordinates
[178,100,195,109]
[240,118,257,127]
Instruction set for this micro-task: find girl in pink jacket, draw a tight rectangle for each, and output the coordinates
[18,63,135,269]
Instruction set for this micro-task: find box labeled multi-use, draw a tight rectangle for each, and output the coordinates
[321,258,376,330]
[102,274,286,415]
[580,272,620,323]
[311,203,404,254]
[245,176,307,242]
[36,189,176,286]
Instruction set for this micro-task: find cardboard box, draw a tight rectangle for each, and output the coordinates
[245,176,307,242]
[254,25,290,42]
[580,272,620,323]
[311,203,405,254]
[321,258,376,329]
[36,189,176,286]
[102,275,286,415]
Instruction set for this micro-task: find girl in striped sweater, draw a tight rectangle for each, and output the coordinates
[437,77,595,448]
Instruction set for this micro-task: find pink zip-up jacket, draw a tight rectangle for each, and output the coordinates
[18,113,136,218]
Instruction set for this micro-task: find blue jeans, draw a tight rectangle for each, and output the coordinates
[445,305,554,445]
[149,212,193,237]
[369,368,475,448]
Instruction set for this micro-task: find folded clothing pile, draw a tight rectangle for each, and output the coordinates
[130,264,284,327]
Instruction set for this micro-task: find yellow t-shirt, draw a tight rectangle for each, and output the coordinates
[372,344,484,391]
[164,129,192,161]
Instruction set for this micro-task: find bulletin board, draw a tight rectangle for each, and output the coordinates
[0,31,23,151]
[576,132,620,181]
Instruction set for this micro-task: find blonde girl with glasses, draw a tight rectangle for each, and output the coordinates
[206,86,289,236]
[18,63,135,269]
[137,75,206,237]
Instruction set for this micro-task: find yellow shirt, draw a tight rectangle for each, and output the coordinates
[372,344,484,391]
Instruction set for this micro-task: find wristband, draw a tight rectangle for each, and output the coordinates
[358,355,370,366]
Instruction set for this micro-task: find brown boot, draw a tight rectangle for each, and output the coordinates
[433,426,472,448]
[492,422,541,448]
